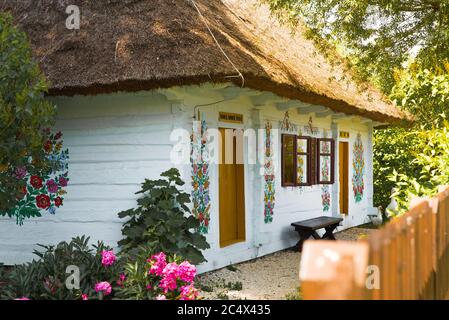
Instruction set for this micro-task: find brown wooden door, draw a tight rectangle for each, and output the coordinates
[219,128,245,247]
[339,141,349,215]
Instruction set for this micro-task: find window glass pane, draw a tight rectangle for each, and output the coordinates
[319,155,331,182]
[320,140,331,154]
[297,155,308,184]
[297,138,308,153]
[283,135,295,185]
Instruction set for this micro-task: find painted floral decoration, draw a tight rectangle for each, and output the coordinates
[191,118,210,234]
[8,129,69,225]
[321,185,330,212]
[279,111,297,133]
[264,120,275,223]
[352,133,365,203]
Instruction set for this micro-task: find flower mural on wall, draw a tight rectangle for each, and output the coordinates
[191,117,211,234]
[321,185,330,212]
[264,120,275,223]
[279,111,297,133]
[352,133,365,203]
[9,129,69,225]
[320,129,331,211]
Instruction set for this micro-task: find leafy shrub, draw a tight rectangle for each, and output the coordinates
[0,236,123,300]
[373,127,423,210]
[118,168,209,264]
[118,250,200,300]
[388,122,449,215]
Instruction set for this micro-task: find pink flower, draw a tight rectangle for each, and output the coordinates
[14,166,27,180]
[156,295,167,300]
[95,281,112,296]
[117,273,126,286]
[46,179,58,193]
[59,176,68,187]
[159,262,179,293]
[148,252,167,276]
[180,284,199,300]
[101,250,117,266]
[14,297,30,300]
[178,261,196,283]
[81,294,88,300]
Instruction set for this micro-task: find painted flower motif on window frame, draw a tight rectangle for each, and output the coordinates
[191,117,211,234]
[352,133,365,203]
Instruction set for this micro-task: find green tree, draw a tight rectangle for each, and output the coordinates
[0,13,66,224]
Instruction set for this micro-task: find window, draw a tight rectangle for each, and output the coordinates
[281,134,296,186]
[317,138,335,184]
[296,136,311,186]
[281,134,335,187]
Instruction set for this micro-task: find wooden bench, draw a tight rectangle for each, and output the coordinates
[291,216,343,252]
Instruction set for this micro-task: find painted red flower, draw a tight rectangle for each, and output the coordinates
[54,131,62,140]
[43,140,52,153]
[36,194,51,209]
[30,175,43,189]
[198,213,204,222]
[54,197,63,207]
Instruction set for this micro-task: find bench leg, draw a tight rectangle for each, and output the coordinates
[295,230,314,252]
[322,224,338,240]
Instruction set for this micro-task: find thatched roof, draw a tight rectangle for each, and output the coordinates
[1,0,411,123]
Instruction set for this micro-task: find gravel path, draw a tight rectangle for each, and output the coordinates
[197,225,375,300]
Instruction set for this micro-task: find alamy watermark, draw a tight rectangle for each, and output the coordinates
[65,5,80,30]
[65,265,80,290]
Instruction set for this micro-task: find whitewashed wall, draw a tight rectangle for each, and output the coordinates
[0,84,374,273]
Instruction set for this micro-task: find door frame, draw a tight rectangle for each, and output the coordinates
[218,126,246,248]
[339,141,349,215]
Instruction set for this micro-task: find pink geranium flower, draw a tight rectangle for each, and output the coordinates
[81,294,88,300]
[148,252,167,276]
[159,262,179,293]
[14,297,30,300]
[180,284,199,300]
[178,261,196,283]
[95,281,112,296]
[101,250,117,266]
[156,295,167,300]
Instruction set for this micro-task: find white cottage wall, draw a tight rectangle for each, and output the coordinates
[0,84,375,273]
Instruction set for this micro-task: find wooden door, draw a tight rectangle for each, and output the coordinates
[219,128,245,247]
[339,142,349,215]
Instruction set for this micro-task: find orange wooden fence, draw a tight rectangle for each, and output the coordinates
[299,186,449,300]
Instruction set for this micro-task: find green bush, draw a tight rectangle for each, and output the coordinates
[118,168,210,264]
[373,127,423,210]
[387,122,449,215]
[0,236,123,300]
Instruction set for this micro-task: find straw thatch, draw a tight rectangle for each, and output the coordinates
[0,0,412,123]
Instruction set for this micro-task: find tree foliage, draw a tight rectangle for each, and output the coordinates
[263,0,449,92]
[0,13,63,221]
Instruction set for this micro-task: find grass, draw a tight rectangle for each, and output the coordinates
[216,292,230,300]
[284,287,303,300]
